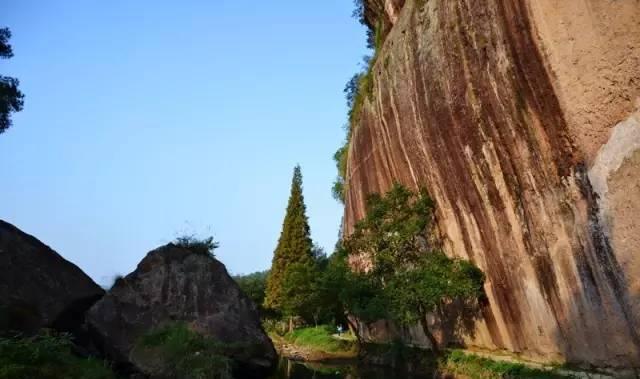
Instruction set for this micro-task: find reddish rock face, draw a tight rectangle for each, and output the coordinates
[344,0,640,368]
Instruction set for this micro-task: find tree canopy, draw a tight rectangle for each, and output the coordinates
[341,183,485,351]
[264,165,317,317]
[0,27,24,134]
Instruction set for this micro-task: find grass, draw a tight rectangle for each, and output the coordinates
[0,331,115,379]
[134,322,233,379]
[284,326,357,357]
[440,350,572,379]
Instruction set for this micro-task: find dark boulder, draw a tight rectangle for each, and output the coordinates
[0,220,104,334]
[87,243,277,377]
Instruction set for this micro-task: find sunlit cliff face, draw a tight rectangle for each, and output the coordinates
[343,0,640,368]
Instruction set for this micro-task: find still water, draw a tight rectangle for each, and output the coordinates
[268,358,433,379]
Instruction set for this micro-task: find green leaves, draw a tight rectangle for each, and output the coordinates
[0,28,24,134]
[135,323,233,379]
[341,183,485,348]
[0,331,115,379]
[173,235,219,256]
[264,165,316,316]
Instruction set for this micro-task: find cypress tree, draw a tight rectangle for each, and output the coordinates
[264,165,315,314]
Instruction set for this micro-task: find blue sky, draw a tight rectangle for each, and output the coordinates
[0,1,368,285]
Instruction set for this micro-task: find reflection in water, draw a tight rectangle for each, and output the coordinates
[267,357,433,379]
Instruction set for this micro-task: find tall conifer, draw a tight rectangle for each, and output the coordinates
[264,165,315,313]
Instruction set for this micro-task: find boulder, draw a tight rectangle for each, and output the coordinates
[87,243,277,376]
[0,220,104,334]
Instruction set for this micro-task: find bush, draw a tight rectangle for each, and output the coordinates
[135,323,232,379]
[173,235,219,257]
[0,331,115,379]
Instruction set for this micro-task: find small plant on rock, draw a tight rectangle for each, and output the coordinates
[174,235,219,257]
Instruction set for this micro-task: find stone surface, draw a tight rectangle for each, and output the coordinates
[86,243,276,375]
[0,219,104,334]
[344,0,640,368]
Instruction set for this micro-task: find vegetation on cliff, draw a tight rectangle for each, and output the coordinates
[332,3,383,203]
[173,234,219,257]
[0,27,24,134]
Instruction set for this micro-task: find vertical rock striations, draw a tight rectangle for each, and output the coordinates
[343,0,640,368]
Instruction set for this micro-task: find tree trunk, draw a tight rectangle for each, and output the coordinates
[345,315,363,344]
[419,315,439,354]
[288,316,293,333]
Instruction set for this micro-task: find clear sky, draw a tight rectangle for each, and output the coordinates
[0,1,368,286]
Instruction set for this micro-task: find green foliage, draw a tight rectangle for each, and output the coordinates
[233,270,269,312]
[344,183,435,282]
[265,165,316,315]
[332,18,382,203]
[386,253,485,327]
[173,234,219,257]
[332,141,349,203]
[0,331,115,379]
[0,28,14,58]
[441,350,568,379]
[285,326,355,354]
[0,27,24,134]
[135,323,232,379]
[341,184,485,350]
[280,262,328,325]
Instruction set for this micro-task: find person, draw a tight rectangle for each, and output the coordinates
[337,325,343,336]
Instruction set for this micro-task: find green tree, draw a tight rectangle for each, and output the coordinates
[264,165,316,322]
[233,271,269,312]
[279,262,322,326]
[0,27,24,134]
[342,183,485,352]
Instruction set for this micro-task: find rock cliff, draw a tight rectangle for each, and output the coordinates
[87,243,277,376]
[0,220,104,334]
[343,0,640,368]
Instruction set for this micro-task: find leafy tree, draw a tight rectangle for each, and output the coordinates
[0,27,24,134]
[279,262,323,326]
[264,166,316,318]
[233,271,269,312]
[342,183,485,352]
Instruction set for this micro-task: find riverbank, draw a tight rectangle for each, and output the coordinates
[270,326,358,362]
[268,325,631,378]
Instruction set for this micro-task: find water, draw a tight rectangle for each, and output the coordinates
[268,358,434,379]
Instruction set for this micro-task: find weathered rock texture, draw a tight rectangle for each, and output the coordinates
[87,244,276,375]
[0,219,104,334]
[344,0,640,368]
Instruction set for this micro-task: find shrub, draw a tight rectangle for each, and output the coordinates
[173,235,219,257]
[0,331,115,379]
